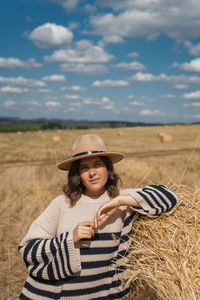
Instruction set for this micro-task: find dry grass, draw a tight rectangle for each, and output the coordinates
[117,184,200,300]
[0,125,200,299]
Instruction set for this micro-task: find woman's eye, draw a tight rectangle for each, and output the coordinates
[80,166,87,171]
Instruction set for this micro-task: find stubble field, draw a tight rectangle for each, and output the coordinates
[0,124,200,299]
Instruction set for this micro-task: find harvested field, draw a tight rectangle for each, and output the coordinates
[0,124,200,299]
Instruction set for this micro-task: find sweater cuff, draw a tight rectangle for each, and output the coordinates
[65,231,81,274]
[127,189,157,215]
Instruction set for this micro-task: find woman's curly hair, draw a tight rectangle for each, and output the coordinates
[63,156,121,206]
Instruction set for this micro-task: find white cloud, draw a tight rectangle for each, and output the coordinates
[0,76,46,87]
[61,85,87,91]
[162,94,176,99]
[130,101,146,106]
[69,102,81,107]
[68,22,79,30]
[96,0,161,11]
[173,58,200,72]
[84,4,97,13]
[37,88,54,93]
[3,100,16,107]
[45,96,59,100]
[83,98,96,105]
[114,61,145,71]
[56,0,80,11]
[139,109,163,116]
[173,84,189,89]
[68,102,81,111]
[44,40,114,63]
[130,72,200,85]
[102,105,115,110]
[130,72,157,82]
[30,101,42,106]
[45,101,61,107]
[91,1,200,39]
[28,23,73,48]
[183,102,200,107]
[100,97,115,109]
[83,96,114,107]
[184,40,200,56]
[0,57,42,69]
[101,97,113,103]
[62,94,80,100]
[60,63,109,74]
[183,90,200,99]
[103,35,124,43]
[42,74,66,82]
[0,86,29,94]
[92,79,129,87]
[127,51,139,58]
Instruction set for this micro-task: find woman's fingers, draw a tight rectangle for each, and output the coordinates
[94,206,118,228]
[73,221,95,243]
[97,204,115,218]
[98,207,118,226]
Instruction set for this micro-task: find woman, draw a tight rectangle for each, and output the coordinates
[18,134,178,299]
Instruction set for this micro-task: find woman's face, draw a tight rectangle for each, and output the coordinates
[79,156,108,197]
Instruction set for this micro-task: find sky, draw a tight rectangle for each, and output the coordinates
[1,0,200,123]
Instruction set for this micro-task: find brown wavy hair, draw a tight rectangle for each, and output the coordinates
[63,156,121,207]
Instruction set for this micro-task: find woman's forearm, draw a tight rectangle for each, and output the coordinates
[117,194,141,207]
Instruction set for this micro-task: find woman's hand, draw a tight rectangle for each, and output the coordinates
[94,196,121,228]
[94,194,140,228]
[73,221,94,244]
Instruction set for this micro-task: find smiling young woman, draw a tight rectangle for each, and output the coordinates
[18,134,179,300]
[79,157,108,197]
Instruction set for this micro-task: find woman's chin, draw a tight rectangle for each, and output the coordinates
[85,187,105,197]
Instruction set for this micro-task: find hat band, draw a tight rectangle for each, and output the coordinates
[73,150,105,158]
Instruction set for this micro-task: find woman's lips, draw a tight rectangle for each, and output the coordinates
[89,178,100,184]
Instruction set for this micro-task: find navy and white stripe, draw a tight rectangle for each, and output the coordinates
[123,185,178,216]
[18,187,178,299]
[18,232,75,281]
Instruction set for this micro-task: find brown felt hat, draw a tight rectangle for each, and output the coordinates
[57,134,124,171]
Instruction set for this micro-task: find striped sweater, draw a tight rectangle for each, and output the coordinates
[18,185,178,299]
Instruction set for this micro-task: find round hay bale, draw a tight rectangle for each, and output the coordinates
[117,131,123,136]
[160,133,172,143]
[52,136,61,142]
[157,132,172,143]
[117,184,200,300]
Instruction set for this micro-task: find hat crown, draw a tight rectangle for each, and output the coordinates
[72,134,107,157]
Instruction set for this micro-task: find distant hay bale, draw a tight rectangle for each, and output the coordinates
[117,184,200,300]
[160,134,172,143]
[52,135,61,142]
[157,132,164,138]
[117,131,123,136]
[158,132,172,143]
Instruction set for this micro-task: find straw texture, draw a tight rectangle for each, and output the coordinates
[116,183,200,300]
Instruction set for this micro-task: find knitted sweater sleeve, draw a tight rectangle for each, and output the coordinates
[121,185,178,216]
[18,196,81,281]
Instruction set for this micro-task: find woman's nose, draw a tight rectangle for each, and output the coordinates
[88,167,96,177]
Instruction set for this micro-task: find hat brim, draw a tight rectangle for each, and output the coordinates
[57,152,124,171]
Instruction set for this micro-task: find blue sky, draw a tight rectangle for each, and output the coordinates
[1,0,200,123]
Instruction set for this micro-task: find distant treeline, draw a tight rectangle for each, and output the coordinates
[0,120,134,132]
[0,117,198,133]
